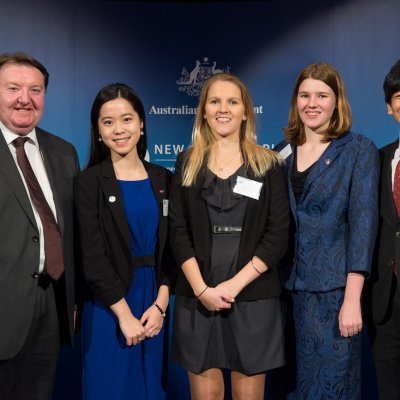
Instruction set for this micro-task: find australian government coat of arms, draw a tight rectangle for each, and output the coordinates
[176,57,230,97]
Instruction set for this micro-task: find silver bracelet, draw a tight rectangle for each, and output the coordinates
[251,259,262,275]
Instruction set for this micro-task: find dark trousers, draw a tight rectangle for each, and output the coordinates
[372,275,400,400]
[0,277,60,400]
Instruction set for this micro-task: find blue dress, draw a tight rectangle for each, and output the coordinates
[81,178,166,400]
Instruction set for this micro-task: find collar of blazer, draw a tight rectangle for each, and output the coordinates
[287,131,353,207]
[0,127,64,233]
[381,140,399,228]
[100,156,167,204]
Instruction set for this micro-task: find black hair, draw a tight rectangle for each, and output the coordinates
[86,83,147,168]
[384,59,400,104]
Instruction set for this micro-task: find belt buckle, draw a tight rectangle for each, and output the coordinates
[212,226,233,233]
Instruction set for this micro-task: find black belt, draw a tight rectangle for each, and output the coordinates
[132,255,156,268]
[212,225,242,234]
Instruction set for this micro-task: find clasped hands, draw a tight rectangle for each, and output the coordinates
[119,305,164,346]
[198,279,239,312]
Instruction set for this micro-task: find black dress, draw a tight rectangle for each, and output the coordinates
[171,166,285,374]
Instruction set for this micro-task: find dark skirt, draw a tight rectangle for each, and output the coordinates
[171,295,285,374]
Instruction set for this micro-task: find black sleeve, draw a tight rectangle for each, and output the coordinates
[169,152,197,267]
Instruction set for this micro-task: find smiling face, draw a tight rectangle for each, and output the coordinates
[0,63,45,135]
[98,97,143,160]
[297,78,336,135]
[387,91,400,124]
[204,80,246,140]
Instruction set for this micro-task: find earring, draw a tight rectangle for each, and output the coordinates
[98,137,103,142]
[140,130,144,136]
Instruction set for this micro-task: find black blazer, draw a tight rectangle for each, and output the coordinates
[74,158,175,307]
[0,128,79,359]
[371,140,400,323]
[169,151,289,301]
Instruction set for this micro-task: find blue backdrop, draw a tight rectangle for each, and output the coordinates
[2,0,399,398]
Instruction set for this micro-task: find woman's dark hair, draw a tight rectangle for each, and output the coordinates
[86,83,147,168]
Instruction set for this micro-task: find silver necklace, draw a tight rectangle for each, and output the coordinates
[214,150,240,172]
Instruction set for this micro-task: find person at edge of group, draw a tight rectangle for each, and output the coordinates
[367,59,400,400]
[74,83,175,400]
[273,63,379,399]
[169,72,290,400]
[0,52,79,400]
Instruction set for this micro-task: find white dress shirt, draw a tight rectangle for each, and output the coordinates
[391,139,400,190]
[0,121,58,273]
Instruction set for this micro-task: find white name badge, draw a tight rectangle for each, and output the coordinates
[162,199,169,216]
[233,176,263,200]
[279,144,292,159]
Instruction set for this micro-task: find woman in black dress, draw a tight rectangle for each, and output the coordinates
[169,73,289,399]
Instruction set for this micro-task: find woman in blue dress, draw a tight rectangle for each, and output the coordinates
[74,83,174,400]
[276,63,379,399]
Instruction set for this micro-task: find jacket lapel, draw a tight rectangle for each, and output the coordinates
[144,161,168,243]
[381,140,399,229]
[284,146,298,214]
[100,159,132,252]
[36,129,65,233]
[190,166,211,262]
[240,168,263,239]
[300,133,352,203]
[144,161,165,212]
[0,130,38,230]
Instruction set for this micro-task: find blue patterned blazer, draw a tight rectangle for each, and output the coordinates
[276,131,379,292]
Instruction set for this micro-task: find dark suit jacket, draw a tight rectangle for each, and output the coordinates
[74,158,175,307]
[169,151,289,301]
[371,139,400,323]
[0,127,79,359]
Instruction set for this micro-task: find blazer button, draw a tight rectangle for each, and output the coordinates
[32,235,39,242]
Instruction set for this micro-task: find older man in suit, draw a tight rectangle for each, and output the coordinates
[0,52,79,400]
[369,59,400,400]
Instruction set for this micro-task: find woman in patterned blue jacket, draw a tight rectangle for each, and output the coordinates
[277,63,379,399]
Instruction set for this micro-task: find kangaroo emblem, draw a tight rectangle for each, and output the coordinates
[177,57,231,96]
[187,60,201,84]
